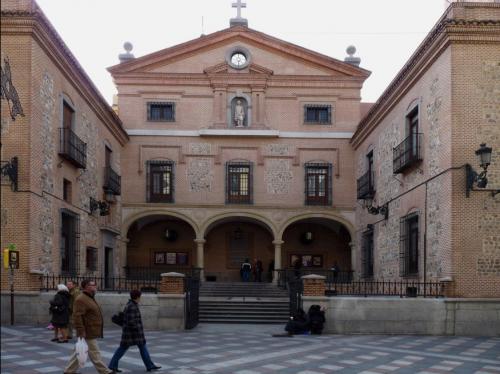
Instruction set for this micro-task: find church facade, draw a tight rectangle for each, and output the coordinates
[1,0,499,298]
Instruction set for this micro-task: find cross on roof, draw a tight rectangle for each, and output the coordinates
[232,0,246,19]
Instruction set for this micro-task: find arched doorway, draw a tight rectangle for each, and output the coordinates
[281,218,352,273]
[203,216,274,282]
[125,214,197,278]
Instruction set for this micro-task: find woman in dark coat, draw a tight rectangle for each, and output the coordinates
[308,304,326,335]
[49,284,70,343]
[285,308,309,335]
[108,290,161,373]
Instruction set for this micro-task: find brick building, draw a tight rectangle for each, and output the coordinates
[1,0,499,299]
[351,2,500,297]
[1,0,128,291]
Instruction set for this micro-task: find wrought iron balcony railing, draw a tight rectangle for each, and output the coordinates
[103,166,121,195]
[393,133,423,174]
[59,128,87,169]
[357,171,375,199]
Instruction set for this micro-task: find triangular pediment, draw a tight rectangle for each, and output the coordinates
[108,26,370,80]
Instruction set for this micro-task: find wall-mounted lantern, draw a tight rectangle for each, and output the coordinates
[1,157,18,191]
[363,196,389,219]
[89,197,109,216]
[466,143,496,197]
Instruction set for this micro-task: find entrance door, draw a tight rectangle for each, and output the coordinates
[104,247,113,289]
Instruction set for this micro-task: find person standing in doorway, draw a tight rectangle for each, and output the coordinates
[108,290,161,373]
[66,279,80,340]
[241,258,252,282]
[63,279,112,374]
[253,258,263,282]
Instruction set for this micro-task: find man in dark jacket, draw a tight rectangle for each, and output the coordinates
[64,279,112,374]
[108,290,161,373]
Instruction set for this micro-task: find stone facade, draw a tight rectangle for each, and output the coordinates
[351,2,500,297]
[1,0,128,291]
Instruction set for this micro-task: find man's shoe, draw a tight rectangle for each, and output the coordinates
[147,365,162,371]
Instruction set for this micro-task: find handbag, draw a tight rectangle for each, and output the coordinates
[111,311,124,326]
[75,337,88,368]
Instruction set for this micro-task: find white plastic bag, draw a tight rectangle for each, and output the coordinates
[75,337,88,368]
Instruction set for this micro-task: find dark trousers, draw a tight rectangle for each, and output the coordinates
[109,343,155,370]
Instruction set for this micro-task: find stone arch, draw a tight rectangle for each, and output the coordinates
[122,209,200,239]
[277,213,354,242]
[201,211,277,239]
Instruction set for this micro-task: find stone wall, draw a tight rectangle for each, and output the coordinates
[303,296,500,336]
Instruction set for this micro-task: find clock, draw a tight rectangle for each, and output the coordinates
[231,52,247,67]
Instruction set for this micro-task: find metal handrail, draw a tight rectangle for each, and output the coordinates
[357,170,375,199]
[104,166,121,195]
[59,128,87,168]
[393,133,423,173]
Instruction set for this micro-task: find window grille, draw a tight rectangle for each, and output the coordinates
[361,228,374,278]
[86,246,98,272]
[400,212,419,276]
[226,161,253,204]
[146,160,174,203]
[147,102,175,122]
[304,105,332,124]
[60,209,80,276]
[304,162,332,205]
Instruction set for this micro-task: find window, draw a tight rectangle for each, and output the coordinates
[305,163,332,205]
[361,227,374,278]
[60,210,80,276]
[147,161,174,203]
[62,101,74,129]
[63,179,72,202]
[147,102,175,122]
[393,106,422,173]
[304,105,331,124]
[357,151,376,199]
[400,212,419,276]
[86,246,97,272]
[226,162,252,204]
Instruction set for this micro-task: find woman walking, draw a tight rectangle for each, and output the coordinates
[49,284,70,343]
[108,290,161,373]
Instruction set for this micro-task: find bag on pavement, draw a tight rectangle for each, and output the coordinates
[75,337,88,368]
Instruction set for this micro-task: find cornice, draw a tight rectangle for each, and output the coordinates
[351,16,500,149]
[1,8,129,145]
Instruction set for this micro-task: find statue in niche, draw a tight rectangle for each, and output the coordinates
[234,99,246,127]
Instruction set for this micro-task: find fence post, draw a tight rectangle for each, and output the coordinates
[160,272,186,294]
[302,274,326,296]
[439,277,453,297]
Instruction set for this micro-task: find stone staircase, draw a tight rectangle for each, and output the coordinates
[199,282,290,324]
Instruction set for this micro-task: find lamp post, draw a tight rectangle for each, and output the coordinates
[363,196,389,219]
[466,143,493,197]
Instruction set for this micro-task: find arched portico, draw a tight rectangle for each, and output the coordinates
[123,213,198,279]
[277,214,354,277]
[200,213,276,282]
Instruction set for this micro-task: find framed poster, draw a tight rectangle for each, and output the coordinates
[302,255,312,267]
[312,255,323,267]
[154,252,165,265]
[290,254,300,266]
[177,252,188,265]
[166,252,177,265]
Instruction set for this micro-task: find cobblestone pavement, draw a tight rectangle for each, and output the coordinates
[1,325,500,374]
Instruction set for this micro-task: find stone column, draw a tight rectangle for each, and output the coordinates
[160,272,185,294]
[302,274,326,296]
[272,239,284,284]
[194,238,206,281]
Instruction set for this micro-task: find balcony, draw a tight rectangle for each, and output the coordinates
[59,128,87,168]
[393,133,423,174]
[103,166,121,195]
[357,171,375,199]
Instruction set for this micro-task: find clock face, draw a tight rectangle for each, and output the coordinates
[231,52,247,67]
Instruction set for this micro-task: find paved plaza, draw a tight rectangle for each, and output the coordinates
[1,324,500,374]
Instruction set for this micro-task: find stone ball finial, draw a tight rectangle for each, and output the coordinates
[344,45,360,67]
[124,41,133,53]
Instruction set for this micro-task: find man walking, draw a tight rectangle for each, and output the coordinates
[64,279,112,374]
[108,290,161,372]
[66,279,80,340]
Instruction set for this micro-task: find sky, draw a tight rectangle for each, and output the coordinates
[35,0,449,105]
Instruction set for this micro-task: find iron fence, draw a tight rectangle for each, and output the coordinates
[326,279,444,298]
[40,274,160,293]
[276,269,354,289]
[124,266,201,280]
